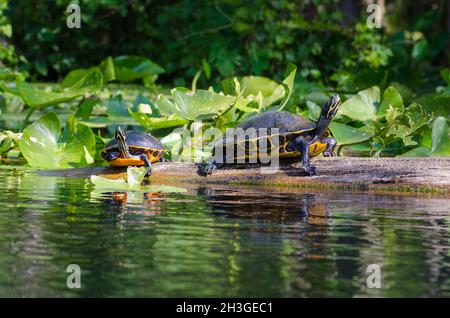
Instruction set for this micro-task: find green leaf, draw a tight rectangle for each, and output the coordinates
[221,75,285,110]
[399,146,431,157]
[98,56,116,83]
[277,63,297,111]
[329,122,372,146]
[75,98,98,120]
[129,109,189,130]
[339,86,380,121]
[431,116,450,156]
[19,69,103,109]
[19,112,96,169]
[171,88,236,121]
[91,167,187,192]
[378,86,404,117]
[412,38,429,61]
[440,68,450,85]
[113,55,164,82]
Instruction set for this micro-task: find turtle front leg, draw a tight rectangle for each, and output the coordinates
[197,160,224,177]
[320,138,337,157]
[288,137,316,175]
[140,154,153,177]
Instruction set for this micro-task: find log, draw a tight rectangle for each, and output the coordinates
[40,157,450,194]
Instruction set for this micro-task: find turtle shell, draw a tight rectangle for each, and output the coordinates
[211,111,324,160]
[102,131,166,166]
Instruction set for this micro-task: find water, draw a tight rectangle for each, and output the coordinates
[0,167,449,297]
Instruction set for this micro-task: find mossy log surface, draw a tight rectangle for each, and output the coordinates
[41,158,450,194]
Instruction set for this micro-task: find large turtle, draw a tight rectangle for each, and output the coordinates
[198,94,341,176]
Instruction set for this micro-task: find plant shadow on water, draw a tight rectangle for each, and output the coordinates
[0,168,449,297]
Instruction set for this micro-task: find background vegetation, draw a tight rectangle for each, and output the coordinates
[0,0,449,168]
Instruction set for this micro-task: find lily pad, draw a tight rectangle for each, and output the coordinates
[19,112,96,168]
[18,69,103,109]
[329,122,372,146]
[339,86,380,121]
[91,166,187,193]
[129,110,189,130]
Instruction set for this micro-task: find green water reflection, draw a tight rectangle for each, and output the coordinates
[0,168,449,297]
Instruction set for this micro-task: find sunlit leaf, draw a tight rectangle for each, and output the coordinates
[171,88,236,120]
[431,116,450,156]
[399,146,431,157]
[339,86,380,121]
[329,122,372,146]
[277,63,297,111]
[19,112,96,168]
[129,109,189,130]
[378,86,404,116]
[91,167,187,192]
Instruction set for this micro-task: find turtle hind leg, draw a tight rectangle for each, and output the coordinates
[321,138,337,157]
[197,161,223,177]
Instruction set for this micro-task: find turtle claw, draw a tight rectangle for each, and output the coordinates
[197,163,217,177]
[304,165,317,175]
[323,151,336,157]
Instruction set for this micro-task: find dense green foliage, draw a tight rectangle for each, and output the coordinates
[0,1,449,169]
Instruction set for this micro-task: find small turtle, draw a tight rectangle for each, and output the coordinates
[101,127,167,176]
[198,94,341,176]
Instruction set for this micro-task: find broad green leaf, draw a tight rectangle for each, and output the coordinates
[440,68,450,84]
[171,88,236,120]
[75,98,98,120]
[19,69,103,108]
[91,167,187,192]
[431,116,450,156]
[19,112,96,169]
[113,55,164,82]
[129,109,189,130]
[155,93,177,115]
[277,63,297,111]
[339,86,380,121]
[416,93,450,118]
[378,86,404,116]
[329,122,372,146]
[127,167,149,188]
[62,57,116,87]
[412,38,429,61]
[98,56,116,83]
[221,74,286,109]
[399,146,431,157]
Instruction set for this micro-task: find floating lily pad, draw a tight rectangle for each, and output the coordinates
[91,166,187,193]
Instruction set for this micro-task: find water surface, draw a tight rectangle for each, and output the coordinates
[0,168,449,297]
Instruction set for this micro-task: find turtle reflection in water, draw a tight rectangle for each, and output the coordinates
[198,188,332,227]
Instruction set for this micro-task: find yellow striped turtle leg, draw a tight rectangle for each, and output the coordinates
[320,138,337,157]
[287,137,316,175]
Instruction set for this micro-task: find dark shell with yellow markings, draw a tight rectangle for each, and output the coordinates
[102,130,166,163]
[213,111,328,159]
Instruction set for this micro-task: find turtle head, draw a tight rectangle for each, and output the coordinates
[316,94,341,136]
[115,126,130,158]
